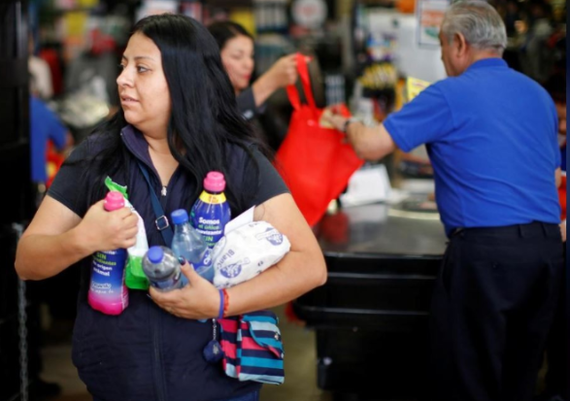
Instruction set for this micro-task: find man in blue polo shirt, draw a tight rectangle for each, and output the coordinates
[326,2,563,401]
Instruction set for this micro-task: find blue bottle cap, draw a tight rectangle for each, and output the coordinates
[171,209,189,225]
[148,246,164,263]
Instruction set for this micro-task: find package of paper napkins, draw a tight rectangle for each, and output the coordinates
[211,221,291,289]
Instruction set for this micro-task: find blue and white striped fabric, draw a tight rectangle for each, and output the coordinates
[219,311,284,385]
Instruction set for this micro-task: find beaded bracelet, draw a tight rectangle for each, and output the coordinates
[222,289,229,318]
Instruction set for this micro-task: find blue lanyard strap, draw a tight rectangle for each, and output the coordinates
[136,161,173,246]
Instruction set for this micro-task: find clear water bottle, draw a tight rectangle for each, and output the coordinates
[190,171,231,248]
[88,191,129,315]
[170,209,214,283]
[142,246,188,292]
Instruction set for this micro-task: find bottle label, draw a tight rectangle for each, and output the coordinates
[90,249,128,305]
[191,248,214,283]
[193,248,212,271]
[199,192,226,205]
[195,215,224,245]
[191,191,231,247]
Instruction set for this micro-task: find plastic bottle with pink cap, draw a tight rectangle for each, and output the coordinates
[88,191,129,315]
[190,171,231,248]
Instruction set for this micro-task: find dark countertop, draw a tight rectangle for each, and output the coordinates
[295,201,447,332]
[315,202,447,257]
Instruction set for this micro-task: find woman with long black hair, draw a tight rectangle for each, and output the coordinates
[15,14,326,401]
[208,21,300,151]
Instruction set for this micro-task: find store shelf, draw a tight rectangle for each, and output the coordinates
[207,0,253,7]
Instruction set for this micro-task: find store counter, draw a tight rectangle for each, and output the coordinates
[293,201,447,400]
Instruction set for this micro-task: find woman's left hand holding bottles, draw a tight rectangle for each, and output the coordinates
[149,261,220,320]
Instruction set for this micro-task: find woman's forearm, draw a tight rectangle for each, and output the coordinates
[224,247,327,316]
[251,73,279,108]
[222,193,327,315]
[250,53,298,108]
[15,227,90,280]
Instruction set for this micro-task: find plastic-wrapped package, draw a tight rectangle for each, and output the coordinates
[104,177,149,289]
[211,221,290,289]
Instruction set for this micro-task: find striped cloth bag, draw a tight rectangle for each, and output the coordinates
[218,310,284,385]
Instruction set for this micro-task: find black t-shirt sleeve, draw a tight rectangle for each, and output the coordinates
[46,138,92,217]
[236,87,267,121]
[248,148,289,207]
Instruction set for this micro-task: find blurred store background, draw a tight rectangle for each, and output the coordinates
[0,0,565,400]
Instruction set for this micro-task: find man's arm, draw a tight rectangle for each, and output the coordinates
[346,122,396,161]
[325,114,397,161]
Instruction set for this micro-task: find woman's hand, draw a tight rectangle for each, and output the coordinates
[149,262,220,320]
[15,195,139,281]
[251,53,300,107]
[266,54,298,89]
[75,199,139,254]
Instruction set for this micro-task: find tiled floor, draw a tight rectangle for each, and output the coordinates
[39,305,332,401]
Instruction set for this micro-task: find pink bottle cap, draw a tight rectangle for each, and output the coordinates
[203,171,226,193]
[104,191,125,211]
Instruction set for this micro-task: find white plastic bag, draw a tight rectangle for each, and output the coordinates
[212,221,290,288]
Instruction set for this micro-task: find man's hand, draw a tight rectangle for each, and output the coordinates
[322,109,350,132]
[322,106,397,161]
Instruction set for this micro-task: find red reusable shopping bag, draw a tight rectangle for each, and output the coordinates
[274,53,364,226]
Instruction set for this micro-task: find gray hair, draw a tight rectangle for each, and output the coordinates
[441,1,507,55]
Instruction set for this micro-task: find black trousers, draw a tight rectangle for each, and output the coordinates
[428,222,564,401]
[542,242,568,399]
